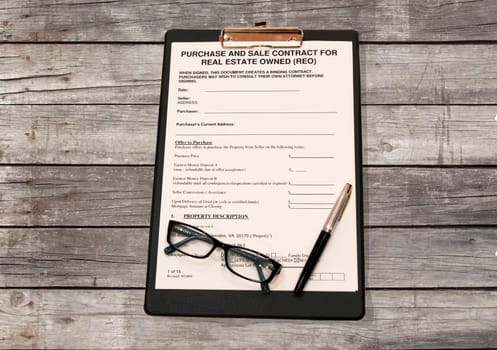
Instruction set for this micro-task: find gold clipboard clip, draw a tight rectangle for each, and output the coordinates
[220,21,304,49]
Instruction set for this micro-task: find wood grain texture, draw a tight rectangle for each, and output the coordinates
[1,166,497,226]
[2,44,497,104]
[363,105,497,166]
[2,105,497,165]
[0,228,146,288]
[0,166,153,226]
[1,227,496,288]
[1,0,497,42]
[1,289,497,349]
[0,44,162,104]
[0,105,158,165]
[364,167,497,226]
[1,1,495,349]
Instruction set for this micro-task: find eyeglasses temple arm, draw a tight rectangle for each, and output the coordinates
[232,249,274,295]
[256,265,271,294]
[231,248,273,268]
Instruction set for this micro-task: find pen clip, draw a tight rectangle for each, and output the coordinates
[337,196,350,223]
[322,183,352,232]
[337,185,352,222]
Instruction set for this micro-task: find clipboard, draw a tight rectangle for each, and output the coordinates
[145,25,364,319]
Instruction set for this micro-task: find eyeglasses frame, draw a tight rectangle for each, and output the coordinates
[165,220,282,293]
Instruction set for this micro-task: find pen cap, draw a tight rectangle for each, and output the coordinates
[322,183,352,232]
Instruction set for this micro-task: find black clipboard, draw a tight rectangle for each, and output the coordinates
[145,26,364,319]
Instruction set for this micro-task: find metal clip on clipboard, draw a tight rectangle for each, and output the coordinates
[220,21,304,49]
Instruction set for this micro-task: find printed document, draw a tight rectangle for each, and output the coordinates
[155,41,358,291]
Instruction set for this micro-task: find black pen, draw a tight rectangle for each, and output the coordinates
[294,183,352,296]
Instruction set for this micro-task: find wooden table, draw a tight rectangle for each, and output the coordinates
[1,1,497,349]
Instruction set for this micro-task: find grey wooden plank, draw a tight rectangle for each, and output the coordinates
[2,105,497,165]
[0,105,158,165]
[0,44,162,104]
[367,227,497,288]
[364,105,497,166]
[1,289,496,349]
[361,44,497,105]
[0,228,145,288]
[0,166,153,226]
[1,166,497,226]
[364,167,497,226]
[2,44,497,104]
[1,227,496,288]
[1,0,497,42]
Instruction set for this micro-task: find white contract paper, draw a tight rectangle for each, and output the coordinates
[155,41,358,292]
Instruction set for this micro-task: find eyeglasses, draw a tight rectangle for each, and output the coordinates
[164,220,282,294]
